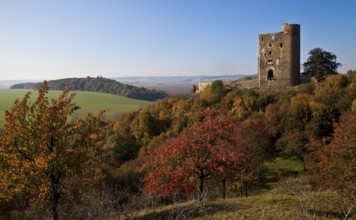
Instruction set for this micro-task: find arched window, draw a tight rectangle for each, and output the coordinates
[267,70,274,80]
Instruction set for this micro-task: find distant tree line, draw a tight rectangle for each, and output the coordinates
[10,76,169,101]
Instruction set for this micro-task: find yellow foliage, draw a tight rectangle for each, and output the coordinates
[230,97,248,120]
[0,82,110,218]
[351,99,356,112]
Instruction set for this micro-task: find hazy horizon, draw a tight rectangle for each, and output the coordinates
[0,73,251,82]
[1,0,355,80]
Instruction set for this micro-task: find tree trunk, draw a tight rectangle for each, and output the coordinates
[298,154,306,171]
[222,178,226,200]
[199,174,204,200]
[244,182,248,197]
[50,174,61,220]
[302,158,306,171]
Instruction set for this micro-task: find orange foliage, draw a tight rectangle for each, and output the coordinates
[0,82,110,219]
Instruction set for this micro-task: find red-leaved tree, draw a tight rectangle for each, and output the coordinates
[141,108,250,199]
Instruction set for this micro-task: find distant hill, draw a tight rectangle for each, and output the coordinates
[0,80,39,89]
[10,77,169,101]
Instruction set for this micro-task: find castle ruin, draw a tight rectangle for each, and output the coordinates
[258,23,301,87]
[195,23,306,93]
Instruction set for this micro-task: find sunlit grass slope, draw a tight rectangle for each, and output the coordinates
[137,190,344,220]
[0,89,152,127]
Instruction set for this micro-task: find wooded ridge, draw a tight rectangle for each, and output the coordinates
[10,76,169,101]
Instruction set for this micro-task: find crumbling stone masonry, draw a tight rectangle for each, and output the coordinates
[258,23,301,87]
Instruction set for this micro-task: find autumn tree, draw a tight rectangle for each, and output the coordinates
[314,74,351,118]
[233,113,279,196]
[308,112,356,197]
[0,83,109,220]
[224,89,274,120]
[130,109,164,146]
[310,101,333,138]
[302,48,341,82]
[214,150,252,200]
[110,112,141,165]
[277,94,314,170]
[141,108,250,199]
[199,80,227,106]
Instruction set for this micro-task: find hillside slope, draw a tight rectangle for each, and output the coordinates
[10,77,169,101]
[0,89,152,128]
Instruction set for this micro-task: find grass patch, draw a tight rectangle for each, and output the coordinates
[0,89,152,127]
[265,156,304,175]
[136,189,350,220]
[263,157,304,188]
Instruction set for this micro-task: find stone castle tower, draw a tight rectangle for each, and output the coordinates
[258,23,301,87]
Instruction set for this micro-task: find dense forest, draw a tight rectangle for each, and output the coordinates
[1,70,355,219]
[10,76,169,101]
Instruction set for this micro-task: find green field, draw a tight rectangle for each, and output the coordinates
[0,89,152,127]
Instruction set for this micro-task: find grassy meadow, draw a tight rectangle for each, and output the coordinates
[0,89,152,127]
[136,190,345,220]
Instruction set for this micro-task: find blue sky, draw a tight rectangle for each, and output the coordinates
[0,0,355,80]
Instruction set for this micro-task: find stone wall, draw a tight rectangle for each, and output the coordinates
[258,23,302,87]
